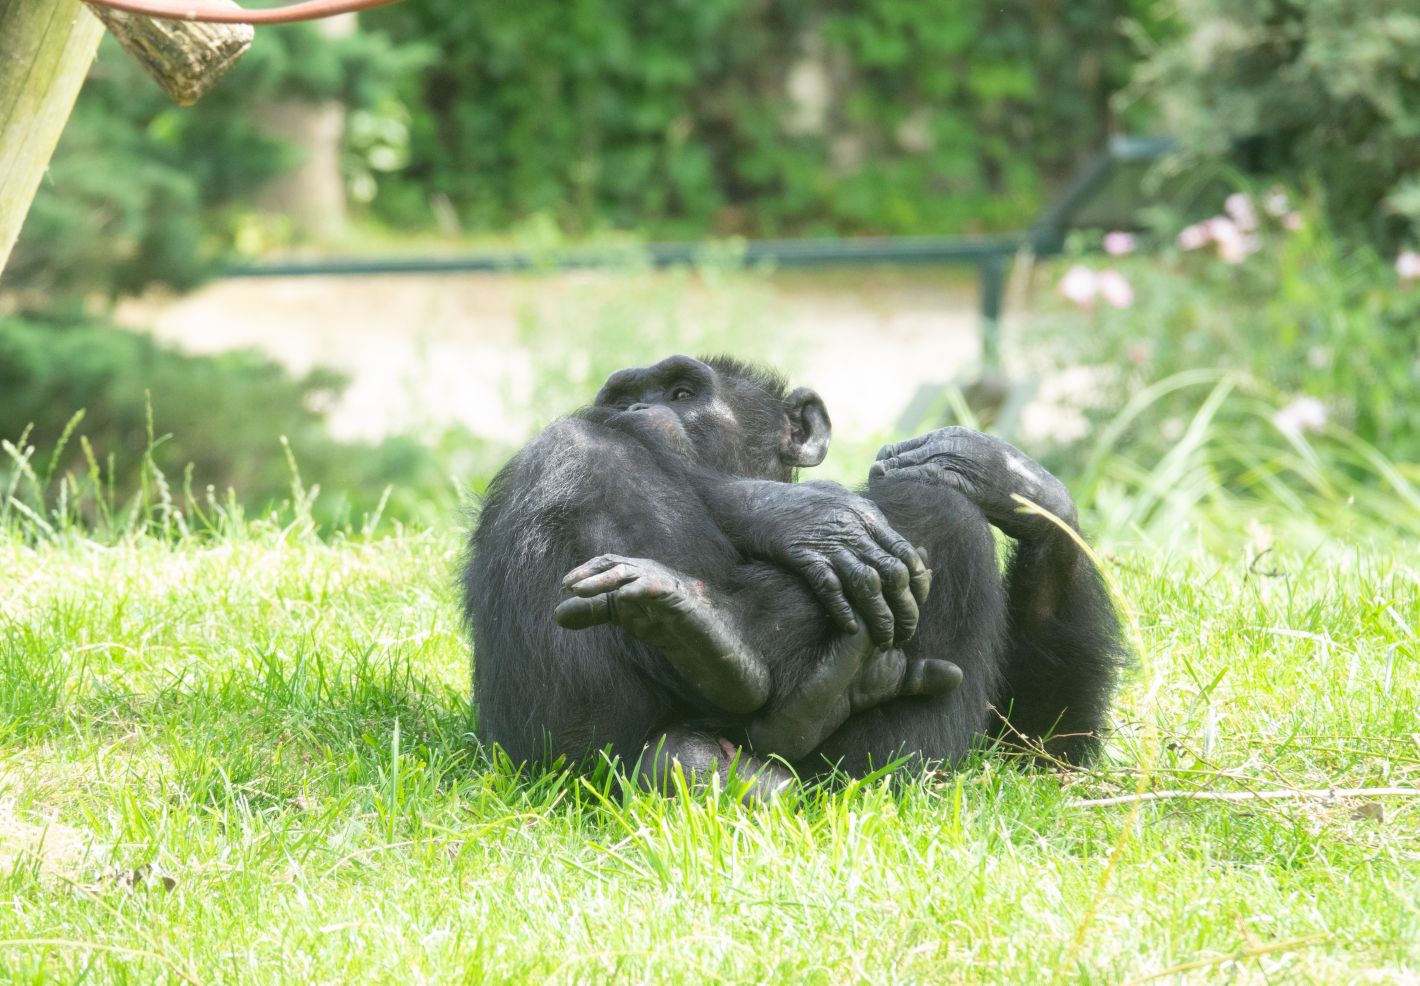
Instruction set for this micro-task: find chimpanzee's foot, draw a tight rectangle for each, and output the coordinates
[636,728,796,802]
[747,628,964,762]
[553,554,771,714]
[869,426,1077,539]
[849,647,964,712]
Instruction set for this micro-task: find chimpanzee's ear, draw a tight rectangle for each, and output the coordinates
[782,387,831,467]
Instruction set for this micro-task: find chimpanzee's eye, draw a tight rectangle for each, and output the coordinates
[670,386,694,402]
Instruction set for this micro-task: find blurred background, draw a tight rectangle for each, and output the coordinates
[3,0,1418,544]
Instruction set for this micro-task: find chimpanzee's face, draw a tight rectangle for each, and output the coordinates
[593,355,831,481]
[594,355,755,472]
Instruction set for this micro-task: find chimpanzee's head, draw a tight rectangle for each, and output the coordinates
[591,355,830,482]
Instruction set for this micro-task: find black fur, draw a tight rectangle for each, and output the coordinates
[462,356,1122,774]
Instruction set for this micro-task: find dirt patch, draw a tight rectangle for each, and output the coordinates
[0,796,103,881]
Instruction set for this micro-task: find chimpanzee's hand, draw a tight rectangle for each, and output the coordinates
[742,481,932,648]
[869,427,1077,540]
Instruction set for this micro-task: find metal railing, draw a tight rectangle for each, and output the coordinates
[223,137,1177,368]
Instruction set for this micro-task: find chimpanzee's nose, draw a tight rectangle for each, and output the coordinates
[628,402,651,412]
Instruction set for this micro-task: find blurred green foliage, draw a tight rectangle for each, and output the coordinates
[1137,0,1420,246]
[365,0,1161,237]
[1036,192,1420,529]
[2,26,423,302]
[8,0,1416,306]
[0,316,454,529]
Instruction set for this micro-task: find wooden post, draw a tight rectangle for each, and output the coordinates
[0,0,104,275]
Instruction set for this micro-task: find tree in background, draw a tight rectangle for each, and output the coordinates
[1,21,420,305]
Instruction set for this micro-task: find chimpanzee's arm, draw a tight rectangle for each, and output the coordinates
[698,477,932,648]
[868,427,1124,761]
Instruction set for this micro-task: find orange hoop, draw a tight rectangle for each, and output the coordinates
[82,0,404,24]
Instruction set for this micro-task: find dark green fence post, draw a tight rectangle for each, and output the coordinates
[978,255,1006,369]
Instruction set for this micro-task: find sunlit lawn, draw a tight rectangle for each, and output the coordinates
[1,519,1416,983]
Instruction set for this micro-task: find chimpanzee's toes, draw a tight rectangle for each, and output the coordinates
[902,658,963,697]
[636,730,796,803]
[552,593,616,629]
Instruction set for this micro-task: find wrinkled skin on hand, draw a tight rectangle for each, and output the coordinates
[730,480,932,647]
[870,427,1077,539]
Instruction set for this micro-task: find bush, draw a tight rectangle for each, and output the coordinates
[1030,189,1420,537]
[1135,0,1420,246]
[365,0,1164,237]
[0,316,456,531]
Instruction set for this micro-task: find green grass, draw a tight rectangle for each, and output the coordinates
[1,518,1416,984]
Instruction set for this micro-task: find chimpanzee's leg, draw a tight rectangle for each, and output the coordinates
[802,477,1008,776]
[556,553,962,764]
[992,526,1121,763]
[868,427,1124,765]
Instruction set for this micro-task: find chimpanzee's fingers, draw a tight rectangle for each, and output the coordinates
[797,556,859,635]
[846,647,907,711]
[874,433,931,462]
[900,658,963,697]
[870,449,940,480]
[568,564,642,597]
[871,525,932,611]
[871,431,985,480]
[915,545,930,568]
[562,553,632,589]
[907,546,932,607]
[861,545,918,645]
[833,550,893,648]
[553,594,614,629]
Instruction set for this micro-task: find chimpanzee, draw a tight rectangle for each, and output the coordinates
[462,355,1121,788]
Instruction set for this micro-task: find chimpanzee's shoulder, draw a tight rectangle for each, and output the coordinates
[515,414,650,469]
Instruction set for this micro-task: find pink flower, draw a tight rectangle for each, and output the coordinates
[1206,217,1260,263]
[1263,188,1291,217]
[1208,217,1244,262]
[1218,241,1245,263]
[1282,212,1303,232]
[1397,250,1420,281]
[1272,397,1326,439]
[1097,269,1134,309]
[1059,265,1099,307]
[1225,193,1258,231]
[1103,231,1137,256]
[1177,223,1210,250]
[1207,216,1238,241]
